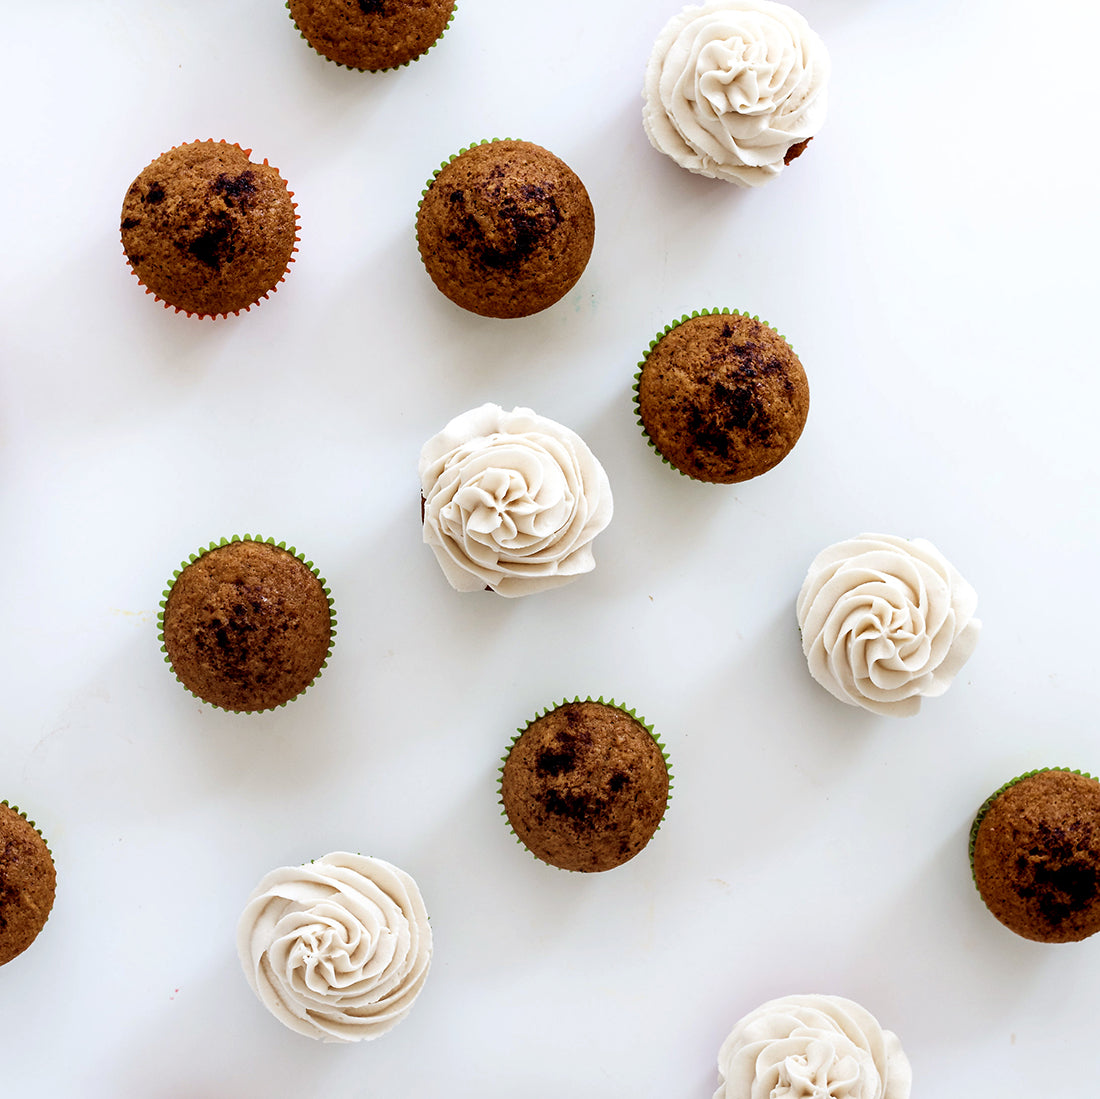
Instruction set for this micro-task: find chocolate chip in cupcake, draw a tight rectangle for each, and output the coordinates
[416,140,595,319]
[500,699,670,872]
[635,309,809,483]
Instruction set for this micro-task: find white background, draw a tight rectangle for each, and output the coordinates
[2,1,1099,1095]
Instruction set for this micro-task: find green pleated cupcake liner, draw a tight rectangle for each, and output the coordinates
[968,766,1096,883]
[287,0,457,73]
[497,695,673,868]
[632,307,793,479]
[157,534,337,714]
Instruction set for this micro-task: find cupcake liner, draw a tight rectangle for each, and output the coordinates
[632,307,794,479]
[287,0,457,73]
[968,767,1095,882]
[498,695,673,866]
[157,534,336,713]
[121,139,300,320]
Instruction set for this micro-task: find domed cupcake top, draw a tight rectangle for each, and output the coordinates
[0,801,56,968]
[971,769,1100,943]
[120,140,298,317]
[416,140,595,318]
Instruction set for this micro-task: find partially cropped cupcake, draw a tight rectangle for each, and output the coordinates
[797,533,980,717]
[416,140,595,318]
[288,0,455,71]
[419,404,613,596]
[635,309,809,483]
[643,1,830,186]
[238,852,432,1041]
[500,698,671,872]
[714,994,911,1098]
[0,801,56,967]
[158,536,335,713]
[970,768,1100,943]
[121,140,298,317]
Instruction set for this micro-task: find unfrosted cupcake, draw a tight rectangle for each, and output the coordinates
[643,1,830,186]
[635,309,809,483]
[416,140,595,318]
[500,698,671,872]
[121,140,298,317]
[419,403,613,596]
[158,536,335,713]
[970,768,1100,943]
[714,993,911,1098]
[797,533,980,717]
[288,0,455,71]
[238,852,432,1041]
[0,801,56,967]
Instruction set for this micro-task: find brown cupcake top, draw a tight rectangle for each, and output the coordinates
[500,700,670,873]
[636,311,809,483]
[160,539,333,713]
[289,0,454,70]
[121,140,297,317]
[0,802,56,967]
[416,140,595,319]
[971,769,1100,943]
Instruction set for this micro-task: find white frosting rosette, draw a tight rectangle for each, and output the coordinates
[419,403,613,597]
[797,533,980,718]
[643,0,829,186]
[715,994,912,1099]
[237,852,432,1042]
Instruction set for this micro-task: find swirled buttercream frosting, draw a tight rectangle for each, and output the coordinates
[643,1,829,186]
[797,533,980,718]
[237,852,432,1042]
[419,403,613,597]
[715,993,912,1099]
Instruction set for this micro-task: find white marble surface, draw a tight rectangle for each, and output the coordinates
[1,1,1098,1095]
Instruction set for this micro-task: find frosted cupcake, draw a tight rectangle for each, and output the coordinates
[419,404,613,596]
[238,852,432,1041]
[714,993,911,1098]
[797,533,980,717]
[643,1,829,186]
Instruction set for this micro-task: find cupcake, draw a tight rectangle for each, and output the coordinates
[634,309,809,483]
[288,0,455,70]
[499,698,671,872]
[416,139,595,319]
[158,535,335,713]
[714,994,912,1098]
[238,852,432,1041]
[796,533,980,717]
[970,768,1100,943]
[120,140,298,317]
[0,801,57,967]
[643,1,830,186]
[419,403,613,597]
